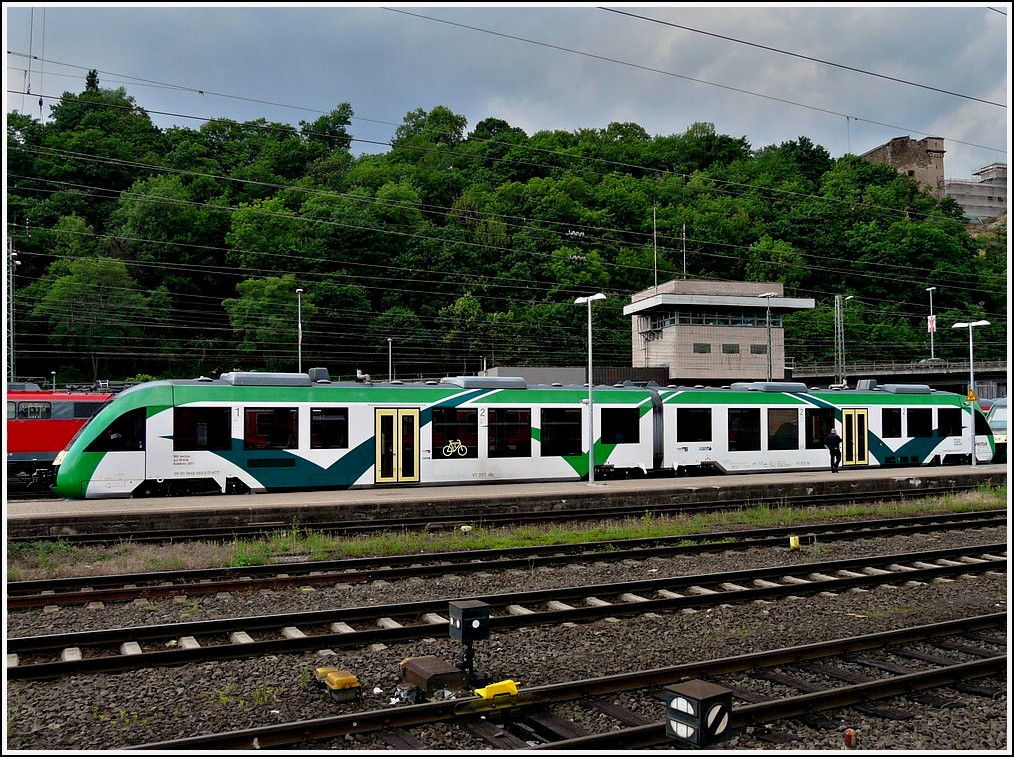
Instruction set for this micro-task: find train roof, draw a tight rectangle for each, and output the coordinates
[120,371,954,399]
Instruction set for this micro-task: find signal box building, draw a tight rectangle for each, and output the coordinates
[623,280,815,385]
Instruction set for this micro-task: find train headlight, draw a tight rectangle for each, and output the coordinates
[53,450,67,467]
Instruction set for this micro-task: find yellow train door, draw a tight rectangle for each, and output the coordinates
[375,408,420,484]
[841,408,869,467]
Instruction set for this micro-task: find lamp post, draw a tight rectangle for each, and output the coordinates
[833,294,854,386]
[757,292,777,381]
[952,320,989,468]
[925,287,937,359]
[51,371,56,391]
[296,288,304,373]
[388,337,393,382]
[574,293,606,485]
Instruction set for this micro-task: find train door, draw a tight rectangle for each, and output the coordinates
[841,408,869,467]
[375,408,420,484]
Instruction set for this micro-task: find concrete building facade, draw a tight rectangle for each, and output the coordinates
[942,162,1007,222]
[622,280,815,384]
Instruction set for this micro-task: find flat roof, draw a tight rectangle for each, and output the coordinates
[623,293,815,316]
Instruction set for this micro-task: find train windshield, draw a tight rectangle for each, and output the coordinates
[56,397,118,454]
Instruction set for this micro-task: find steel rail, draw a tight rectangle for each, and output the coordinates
[6,509,1005,608]
[122,613,1006,750]
[7,544,1006,680]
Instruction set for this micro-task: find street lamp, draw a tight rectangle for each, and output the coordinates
[388,337,393,382]
[574,293,606,485]
[757,293,777,381]
[296,288,304,373]
[952,319,989,467]
[51,371,56,391]
[834,294,854,387]
[926,287,937,359]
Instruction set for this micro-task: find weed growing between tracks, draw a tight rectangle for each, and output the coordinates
[5,485,1006,581]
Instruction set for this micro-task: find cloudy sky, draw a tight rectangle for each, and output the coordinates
[4,3,1009,181]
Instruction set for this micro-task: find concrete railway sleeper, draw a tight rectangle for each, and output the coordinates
[122,613,1006,750]
[6,543,1006,680]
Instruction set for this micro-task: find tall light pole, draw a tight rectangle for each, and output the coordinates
[574,293,606,485]
[952,320,989,468]
[758,292,777,381]
[834,294,854,386]
[926,287,937,359]
[388,337,393,381]
[7,245,20,382]
[296,288,304,373]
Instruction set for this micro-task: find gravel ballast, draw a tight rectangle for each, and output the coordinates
[4,526,1008,751]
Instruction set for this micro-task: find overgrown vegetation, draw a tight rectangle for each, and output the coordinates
[6,486,1005,581]
[7,73,1005,384]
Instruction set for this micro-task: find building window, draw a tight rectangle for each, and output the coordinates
[721,344,740,354]
[750,344,767,355]
[693,343,711,354]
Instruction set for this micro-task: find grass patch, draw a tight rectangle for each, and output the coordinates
[6,486,1006,580]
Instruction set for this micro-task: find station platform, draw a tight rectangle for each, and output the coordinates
[5,464,1006,541]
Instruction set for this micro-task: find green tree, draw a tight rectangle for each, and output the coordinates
[32,257,149,380]
[222,276,316,371]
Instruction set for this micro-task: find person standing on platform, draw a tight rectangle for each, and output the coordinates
[823,427,842,473]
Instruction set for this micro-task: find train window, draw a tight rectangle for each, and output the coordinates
[540,408,582,456]
[245,408,298,450]
[6,401,14,420]
[676,407,712,442]
[767,408,799,450]
[17,401,51,420]
[488,408,531,458]
[907,408,932,438]
[311,407,349,450]
[86,407,146,452]
[174,407,232,451]
[882,408,902,438]
[432,408,477,458]
[938,408,963,438]
[805,408,834,448]
[728,408,761,451]
[74,402,106,419]
[601,407,639,444]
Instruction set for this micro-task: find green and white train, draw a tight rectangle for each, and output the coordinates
[51,369,996,499]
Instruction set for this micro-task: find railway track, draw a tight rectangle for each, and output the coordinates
[7,542,1005,681]
[122,613,1006,750]
[6,509,1006,609]
[5,485,991,545]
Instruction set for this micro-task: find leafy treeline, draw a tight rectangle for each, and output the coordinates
[6,71,1006,383]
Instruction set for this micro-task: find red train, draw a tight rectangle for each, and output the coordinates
[7,385,114,488]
